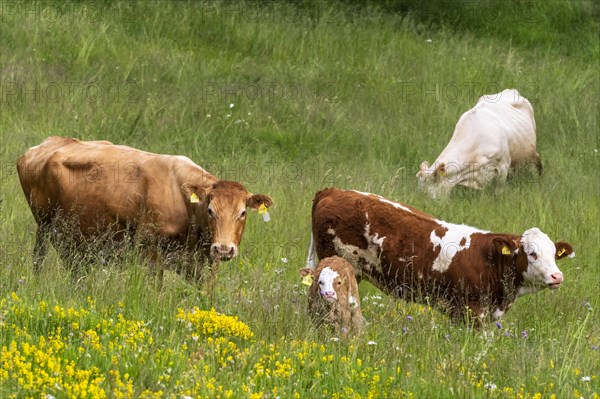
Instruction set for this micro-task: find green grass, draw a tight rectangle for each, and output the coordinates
[1,1,598,398]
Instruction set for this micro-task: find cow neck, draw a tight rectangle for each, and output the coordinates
[498,246,524,309]
[186,198,209,250]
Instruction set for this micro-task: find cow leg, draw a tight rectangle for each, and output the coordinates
[145,250,165,290]
[33,223,51,273]
[534,152,543,176]
[465,300,488,328]
[205,260,220,303]
[305,232,317,268]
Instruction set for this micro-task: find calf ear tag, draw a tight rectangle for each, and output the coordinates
[302,274,313,286]
[258,203,271,222]
[502,246,511,255]
[190,193,200,203]
[557,248,566,257]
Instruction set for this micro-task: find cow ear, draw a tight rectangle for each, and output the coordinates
[299,268,311,278]
[555,241,575,260]
[433,163,446,181]
[247,194,273,210]
[492,237,519,256]
[299,268,314,286]
[181,183,208,204]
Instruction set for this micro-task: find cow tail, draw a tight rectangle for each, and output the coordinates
[306,232,317,269]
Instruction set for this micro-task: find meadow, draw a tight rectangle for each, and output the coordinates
[0,1,598,398]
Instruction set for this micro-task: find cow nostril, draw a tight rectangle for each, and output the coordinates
[551,272,564,284]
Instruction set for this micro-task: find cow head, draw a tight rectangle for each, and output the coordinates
[183,180,272,261]
[496,228,574,295]
[300,267,345,303]
[417,161,453,199]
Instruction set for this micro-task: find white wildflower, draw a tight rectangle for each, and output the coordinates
[484,382,497,390]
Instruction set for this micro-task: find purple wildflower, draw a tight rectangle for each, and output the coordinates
[495,321,502,330]
[402,327,408,335]
[406,315,413,321]
[521,330,528,339]
[592,345,598,351]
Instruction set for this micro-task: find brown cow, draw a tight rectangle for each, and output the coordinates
[307,188,574,322]
[300,256,363,336]
[17,136,273,289]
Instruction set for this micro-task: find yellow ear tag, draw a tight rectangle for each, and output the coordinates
[302,274,313,286]
[557,248,566,257]
[258,203,270,222]
[190,193,200,203]
[502,246,511,255]
[439,170,446,177]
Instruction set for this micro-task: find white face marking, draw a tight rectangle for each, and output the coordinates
[351,190,413,213]
[430,220,487,272]
[520,227,563,290]
[492,308,504,320]
[318,267,340,301]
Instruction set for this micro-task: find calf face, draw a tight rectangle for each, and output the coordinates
[300,256,363,336]
[183,180,272,261]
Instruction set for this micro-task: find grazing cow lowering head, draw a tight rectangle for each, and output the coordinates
[183,180,273,261]
[300,256,363,336]
[417,161,455,199]
[417,89,540,199]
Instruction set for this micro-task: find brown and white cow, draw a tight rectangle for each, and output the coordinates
[300,256,363,336]
[417,89,542,199]
[17,136,272,289]
[307,188,574,321]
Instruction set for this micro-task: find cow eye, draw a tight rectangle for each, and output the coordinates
[528,252,537,260]
[240,210,246,218]
[208,208,215,218]
[319,281,323,285]
[337,281,342,285]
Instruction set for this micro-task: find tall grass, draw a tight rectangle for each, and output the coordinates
[1,1,598,398]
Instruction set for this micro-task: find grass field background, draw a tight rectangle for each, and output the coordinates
[0,1,598,398]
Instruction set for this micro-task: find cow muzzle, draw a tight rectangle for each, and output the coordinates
[321,291,337,303]
[547,272,563,289]
[210,243,238,261]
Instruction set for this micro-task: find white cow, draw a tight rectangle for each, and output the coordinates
[417,89,541,199]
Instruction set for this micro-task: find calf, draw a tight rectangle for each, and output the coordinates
[300,256,363,336]
[307,188,575,322]
[417,88,541,198]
